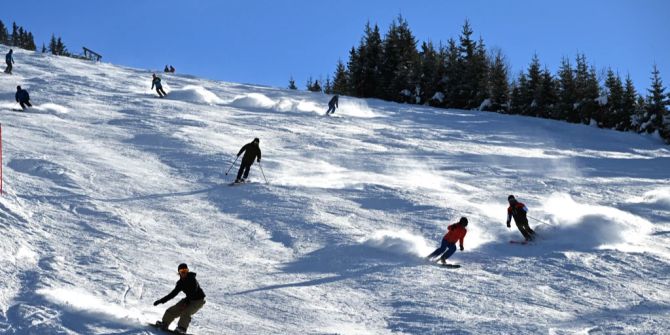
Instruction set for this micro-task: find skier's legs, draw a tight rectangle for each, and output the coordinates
[19,101,26,109]
[439,243,457,261]
[25,101,32,108]
[515,221,532,240]
[6,62,12,73]
[159,87,167,96]
[176,299,206,330]
[242,164,252,179]
[427,239,448,259]
[326,105,334,114]
[162,300,187,327]
[235,163,246,180]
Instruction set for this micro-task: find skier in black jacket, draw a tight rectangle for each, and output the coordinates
[326,94,339,115]
[234,138,262,183]
[153,263,206,334]
[15,86,32,110]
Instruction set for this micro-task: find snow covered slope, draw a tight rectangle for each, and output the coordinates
[1,47,669,334]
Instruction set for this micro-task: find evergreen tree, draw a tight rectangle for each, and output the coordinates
[25,32,36,50]
[0,20,8,45]
[485,48,509,112]
[48,34,57,54]
[509,73,529,115]
[556,57,577,121]
[537,68,558,118]
[332,59,349,95]
[619,75,637,131]
[359,22,383,98]
[602,68,624,129]
[417,41,440,105]
[525,54,543,116]
[323,76,333,94]
[288,76,297,90]
[643,65,669,139]
[379,15,420,103]
[41,43,47,53]
[306,77,322,92]
[574,54,600,124]
[10,22,18,46]
[442,39,461,108]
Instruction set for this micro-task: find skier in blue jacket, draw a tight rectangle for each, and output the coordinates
[5,49,14,74]
[151,74,167,97]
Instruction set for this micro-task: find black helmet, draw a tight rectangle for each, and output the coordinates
[16,85,21,90]
[508,195,516,201]
[178,263,188,271]
[253,138,260,143]
[459,217,468,226]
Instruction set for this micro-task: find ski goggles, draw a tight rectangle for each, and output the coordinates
[178,268,189,274]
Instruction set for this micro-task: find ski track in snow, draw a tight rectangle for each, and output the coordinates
[0,47,669,334]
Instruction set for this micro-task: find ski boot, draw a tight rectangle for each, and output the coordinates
[175,326,188,334]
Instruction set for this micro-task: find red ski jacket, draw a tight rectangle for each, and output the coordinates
[443,223,467,247]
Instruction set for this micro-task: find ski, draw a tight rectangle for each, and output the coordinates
[440,263,461,268]
[509,240,530,245]
[148,323,194,335]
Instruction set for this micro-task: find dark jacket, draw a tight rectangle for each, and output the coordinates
[156,272,206,304]
[328,95,339,108]
[237,142,261,165]
[507,202,529,225]
[151,76,162,89]
[15,89,30,102]
[5,51,13,64]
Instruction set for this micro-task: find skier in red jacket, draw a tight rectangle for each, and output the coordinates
[506,195,536,241]
[426,217,468,264]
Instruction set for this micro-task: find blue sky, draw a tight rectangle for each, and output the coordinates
[3,0,669,93]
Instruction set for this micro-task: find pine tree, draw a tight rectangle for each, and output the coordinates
[25,32,36,50]
[442,38,461,108]
[332,59,349,95]
[41,43,47,53]
[48,34,57,55]
[379,15,420,103]
[323,76,333,94]
[556,57,577,121]
[359,22,383,98]
[288,76,297,90]
[417,41,440,105]
[574,54,600,124]
[485,48,509,112]
[525,54,543,116]
[306,77,322,92]
[0,20,8,45]
[602,68,624,129]
[537,68,558,118]
[10,22,18,46]
[643,65,669,139]
[619,75,637,131]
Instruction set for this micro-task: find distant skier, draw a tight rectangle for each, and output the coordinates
[169,65,175,73]
[15,86,32,110]
[164,65,170,72]
[326,94,339,115]
[5,49,14,74]
[426,217,468,265]
[234,138,262,183]
[506,195,535,241]
[153,263,206,334]
[151,73,167,97]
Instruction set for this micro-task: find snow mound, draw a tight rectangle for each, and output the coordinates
[627,187,670,208]
[273,98,322,114]
[540,193,652,250]
[362,230,433,257]
[229,93,276,109]
[166,85,224,105]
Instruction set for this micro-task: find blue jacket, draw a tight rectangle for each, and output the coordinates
[6,52,13,64]
[151,77,162,89]
[16,89,30,102]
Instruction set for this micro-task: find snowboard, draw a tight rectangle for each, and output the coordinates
[440,263,461,268]
[148,323,193,335]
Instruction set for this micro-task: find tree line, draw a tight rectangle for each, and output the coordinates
[0,19,73,56]
[295,16,670,143]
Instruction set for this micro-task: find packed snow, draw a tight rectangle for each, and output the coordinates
[1,47,669,334]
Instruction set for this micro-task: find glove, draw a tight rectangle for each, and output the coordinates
[153,300,161,306]
[257,159,260,163]
[506,222,511,228]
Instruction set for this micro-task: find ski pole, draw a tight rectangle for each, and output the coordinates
[258,161,268,184]
[528,215,550,226]
[225,155,239,175]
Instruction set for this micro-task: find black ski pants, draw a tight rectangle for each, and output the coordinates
[5,61,12,74]
[326,104,336,114]
[19,100,32,109]
[236,161,253,180]
[515,219,535,240]
[156,87,167,97]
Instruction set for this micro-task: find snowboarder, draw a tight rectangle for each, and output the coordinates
[506,195,536,241]
[234,138,262,183]
[153,263,206,334]
[326,94,339,115]
[15,86,32,110]
[5,49,14,74]
[426,217,468,265]
[151,73,167,97]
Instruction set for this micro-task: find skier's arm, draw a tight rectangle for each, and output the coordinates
[156,284,181,304]
[151,80,155,89]
[506,209,512,227]
[459,231,466,250]
[237,144,248,157]
[257,148,261,162]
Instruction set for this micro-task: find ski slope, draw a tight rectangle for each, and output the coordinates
[1,47,669,334]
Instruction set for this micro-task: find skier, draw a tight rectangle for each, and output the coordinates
[426,217,468,265]
[234,138,262,183]
[5,49,14,74]
[169,65,175,73]
[15,86,32,110]
[326,94,339,115]
[164,65,170,72]
[151,73,167,97]
[153,263,206,334]
[506,195,536,241]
